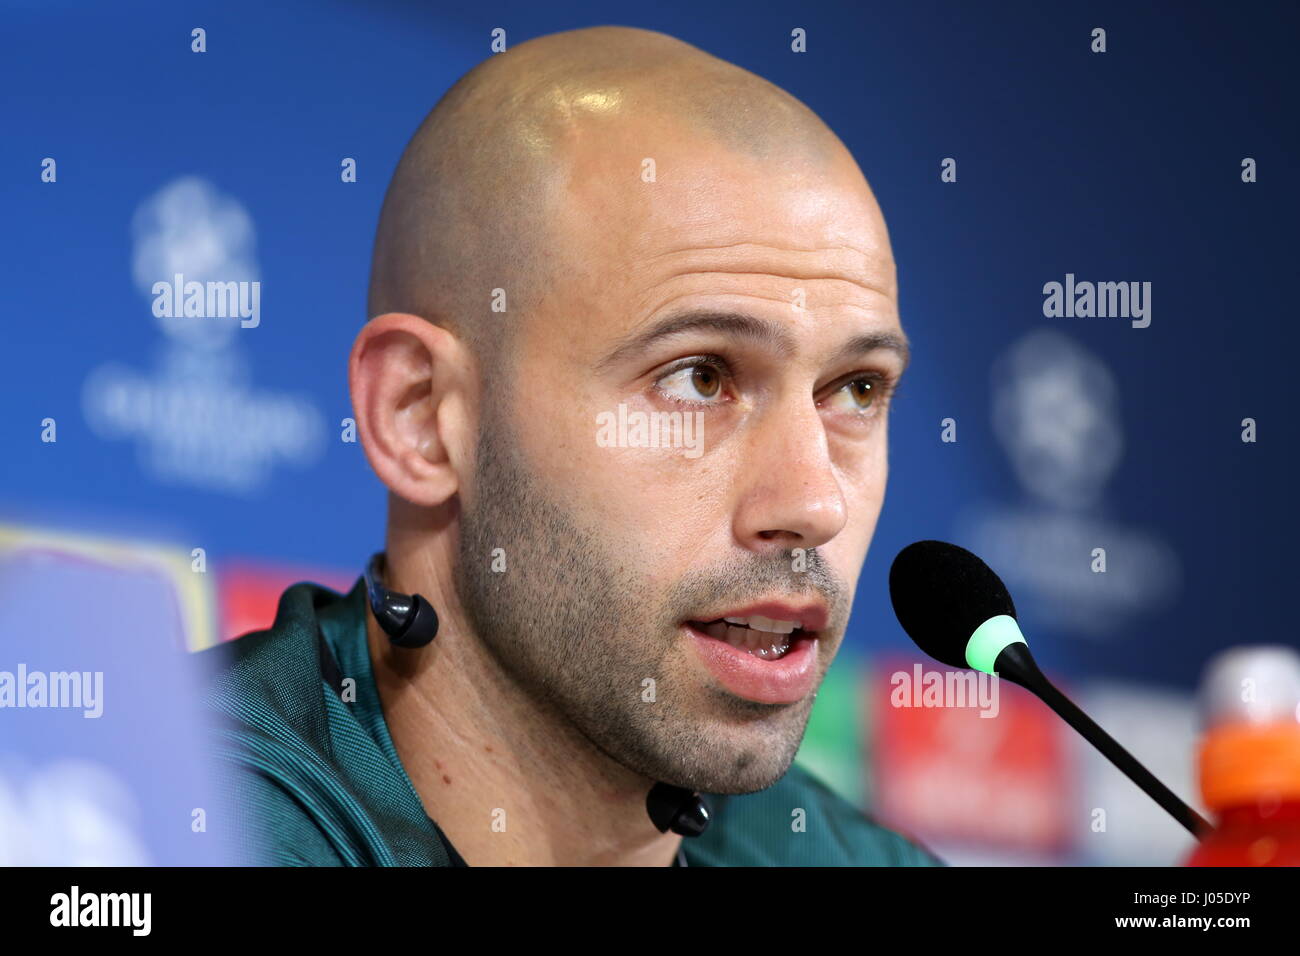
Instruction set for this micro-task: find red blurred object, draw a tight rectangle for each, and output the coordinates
[1185,801,1300,866]
[869,655,1073,854]
[1184,646,1300,866]
[217,560,355,643]
[1185,723,1300,866]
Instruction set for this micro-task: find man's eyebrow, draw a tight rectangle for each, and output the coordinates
[595,310,794,371]
[830,329,911,372]
[594,308,911,373]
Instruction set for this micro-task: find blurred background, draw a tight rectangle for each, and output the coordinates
[2,0,1298,865]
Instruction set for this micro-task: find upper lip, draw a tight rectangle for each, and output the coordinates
[687,599,829,634]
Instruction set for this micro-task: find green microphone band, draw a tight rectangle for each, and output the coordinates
[965,614,1026,674]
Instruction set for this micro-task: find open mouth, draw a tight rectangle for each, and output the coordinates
[686,616,815,661]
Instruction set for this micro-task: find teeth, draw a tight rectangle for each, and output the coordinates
[718,615,798,634]
[699,621,792,659]
[749,614,797,635]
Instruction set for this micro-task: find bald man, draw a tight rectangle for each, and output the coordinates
[200,25,943,867]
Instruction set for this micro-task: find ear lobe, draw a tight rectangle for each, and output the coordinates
[348,313,468,507]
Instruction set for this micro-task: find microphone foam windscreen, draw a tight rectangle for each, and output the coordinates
[888,540,1017,669]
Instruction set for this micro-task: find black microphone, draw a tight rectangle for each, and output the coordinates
[888,539,1213,841]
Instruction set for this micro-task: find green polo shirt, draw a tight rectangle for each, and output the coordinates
[195,578,944,867]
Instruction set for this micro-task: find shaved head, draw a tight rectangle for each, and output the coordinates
[367,25,852,368]
[355,22,904,858]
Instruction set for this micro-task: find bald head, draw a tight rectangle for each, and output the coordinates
[367,26,853,364]
[356,25,907,813]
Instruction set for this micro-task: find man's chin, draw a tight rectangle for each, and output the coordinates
[668,754,801,797]
[650,715,810,795]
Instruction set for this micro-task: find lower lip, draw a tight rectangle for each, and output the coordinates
[685,623,820,705]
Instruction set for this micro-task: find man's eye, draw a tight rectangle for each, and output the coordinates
[823,376,888,413]
[655,360,725,404]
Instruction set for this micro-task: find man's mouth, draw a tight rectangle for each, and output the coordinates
[683,602,827,703]
[687,617,810,660]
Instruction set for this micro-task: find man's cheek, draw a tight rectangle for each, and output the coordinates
[847,464,888,528]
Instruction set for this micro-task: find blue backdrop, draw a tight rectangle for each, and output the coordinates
[5,0,1297,697]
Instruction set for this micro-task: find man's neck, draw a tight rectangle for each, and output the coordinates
[363,604,683,866]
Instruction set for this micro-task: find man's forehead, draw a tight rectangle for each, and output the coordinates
[519,97,899,360]
[551,130,893,289]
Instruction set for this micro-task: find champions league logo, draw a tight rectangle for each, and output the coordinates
[960,330,1181,639]
[81,177,325,495]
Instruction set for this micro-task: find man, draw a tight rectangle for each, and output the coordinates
[199,24,942,867]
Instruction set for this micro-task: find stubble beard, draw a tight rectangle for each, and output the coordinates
[453,396,844,794]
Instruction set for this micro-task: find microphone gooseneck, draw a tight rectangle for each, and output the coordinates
[889,540,1214,841]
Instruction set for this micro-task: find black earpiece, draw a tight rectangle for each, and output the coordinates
[647,782,711,838]
[364,552,439,648]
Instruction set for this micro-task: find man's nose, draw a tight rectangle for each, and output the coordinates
[731,398,848,554]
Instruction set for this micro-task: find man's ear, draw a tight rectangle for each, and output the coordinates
[348,313,473,507]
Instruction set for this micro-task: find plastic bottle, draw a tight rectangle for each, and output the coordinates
[1184,645,1300,866]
